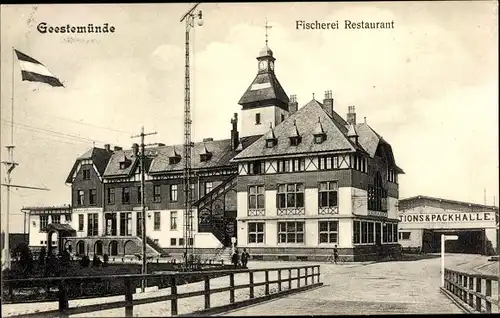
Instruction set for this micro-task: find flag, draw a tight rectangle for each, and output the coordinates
[14,49,64,87]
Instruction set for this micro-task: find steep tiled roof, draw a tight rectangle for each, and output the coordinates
[66,147,113,183]
[232,100,360,161]
[238,72,289,107]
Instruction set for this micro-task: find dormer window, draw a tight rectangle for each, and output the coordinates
[200,144,212,162]
[290,136,301,146]
[168,147,181,165]
[118,153,131,170]
[313,117,326,144]
[119,162,129,169]
[265,123,277,148]
[289,120,301,146]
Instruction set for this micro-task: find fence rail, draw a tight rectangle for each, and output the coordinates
[3,264,322,317]
[443,268,499,313]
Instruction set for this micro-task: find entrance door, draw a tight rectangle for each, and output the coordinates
[224,217,237,247]
[422,229,435,253]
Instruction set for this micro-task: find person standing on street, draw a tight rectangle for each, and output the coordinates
[231,249,240,268]
[333,245,339,264]
[241,248,250,268]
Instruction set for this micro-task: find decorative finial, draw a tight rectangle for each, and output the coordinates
[313,93,315,100]
[269,122,273,129]
[265,17,272,46]
[318,117,321,123]
[93,141,95,147]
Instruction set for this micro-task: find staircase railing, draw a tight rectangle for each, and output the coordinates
[145,236,164,256]
[193,174,237,211]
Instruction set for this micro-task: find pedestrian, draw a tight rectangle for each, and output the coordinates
[241,248,250,268]
[231,249,240,268]
[333,245,339,264]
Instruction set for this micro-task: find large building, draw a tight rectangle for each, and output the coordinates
[398,195,499,255]
[26,41,405,261]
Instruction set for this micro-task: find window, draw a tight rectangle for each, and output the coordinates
[119,162,128,169]
[289,136,301,146]
[266,139,276,148]
[314,135,325,144]
[51,215,60,224]
[281,114,285,122]
[154,212,161,231]
[319,221,338,244]
[40,215,49,232]
[153,185,161,202]
[255,113,261,125]
[170,211,177,230]
[278,222,304,243]
[353,221,360,244]
[120,212,132,236]
[179,238,185,246]
[77,190,85,205]
[388,169,396,183]
[137,186,142,203]
[122,187,130,204]
[277,159,305,173]
[170,238,176,246]
[107,188,115,204]
[277,183,304,209]
[190,184,196,201]
[368,172,387,212]
[248,185,265,210]
[375,222,382,245]
[399,231,411,240]
[89,189,97,205]
[64,214,72,222]
[248,160,265,175]
[318,181,338,208]
[83,169,91,180]
[393,224,398,242]
[78,214,84,231]
[170,185,178,201]
[248,222,265,243]
[205,182,213,195]
[87,213,99,236]
[318,155,340,170]
[353,220,378,245]
[382,223,398,243]
[188,237,194,246]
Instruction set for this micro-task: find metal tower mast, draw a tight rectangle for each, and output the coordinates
[180,3,203,266]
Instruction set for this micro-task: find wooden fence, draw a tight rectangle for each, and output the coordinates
[442,268,499,313]
[3,264,322,317]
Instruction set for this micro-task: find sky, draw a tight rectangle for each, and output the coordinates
[1,2,498,233]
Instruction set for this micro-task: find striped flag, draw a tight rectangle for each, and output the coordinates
[14,49,64,87]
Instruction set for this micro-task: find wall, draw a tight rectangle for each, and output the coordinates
[72,163,103,208]
[241,105,280,137]
[398,229,422,248]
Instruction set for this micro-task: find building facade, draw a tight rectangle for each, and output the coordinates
[398,195,499,255]
[26,41,405,261]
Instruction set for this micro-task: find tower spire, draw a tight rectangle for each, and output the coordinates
[265,17,272,46]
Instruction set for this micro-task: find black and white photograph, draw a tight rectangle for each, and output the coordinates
[1,1,498,316]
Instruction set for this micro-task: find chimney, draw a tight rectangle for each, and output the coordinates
[114,146,123,151]
[132,143,139,156]
[288,95,298,115]
[323,90,333,118]
[157,143,166,147]
[230,113,239,150]
[203,138,214,142]
[104,144,111,152]
[347,106,357,125]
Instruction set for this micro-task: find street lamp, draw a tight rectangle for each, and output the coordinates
[180,3,203,269]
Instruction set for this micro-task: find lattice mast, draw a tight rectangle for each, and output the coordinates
[180,3,202,262]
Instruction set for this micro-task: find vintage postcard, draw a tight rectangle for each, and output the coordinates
[1,1,498,316]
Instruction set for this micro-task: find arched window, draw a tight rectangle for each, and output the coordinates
[368,172,387,211]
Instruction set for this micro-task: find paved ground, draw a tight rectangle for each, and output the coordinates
[2,254,496,316]
[222,254,496,315]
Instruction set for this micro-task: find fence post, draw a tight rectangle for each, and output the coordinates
[249,271,254,299]
[297,268,300,288]
[305,267,308,285]
[485,279,492,313]
[468,276,474,308]
[310,267,314,284]
[277,270,282,292]
[229,273,235,304]
[288,269,292,290]
[265,270,270,295]
[462,274,468,304]
[58,280,69,318]
[124,278,133,317]
[475,277,482,312]
[170,276,178,316]
[204,276,211,309]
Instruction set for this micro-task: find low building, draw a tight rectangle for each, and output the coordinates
[398,195,499,255]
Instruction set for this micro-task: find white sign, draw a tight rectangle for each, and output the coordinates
[399,212,494,223]
[72,207,103,213]
[443,235,458,240]
[368,210,388,218]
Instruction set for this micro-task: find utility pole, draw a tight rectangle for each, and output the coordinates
[180,2,203,269]
[131,126,157,292]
